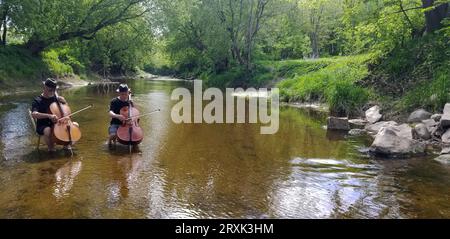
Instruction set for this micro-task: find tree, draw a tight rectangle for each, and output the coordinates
[12,0,154,54]
[0,0,15,46]
[298,0,343,58]
[216,0,271,70]
[422,0,450,33]
[86,18,154,76]
[258,0,312,60]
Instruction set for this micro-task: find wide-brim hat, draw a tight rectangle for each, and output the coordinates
[43,78,58,89]
[116,84,131,93]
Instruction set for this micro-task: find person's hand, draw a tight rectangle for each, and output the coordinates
[57,116,69,124]
[126,119,133,126]
[116,114,127,122]
[58,96,66,104]
[49,114,59,123]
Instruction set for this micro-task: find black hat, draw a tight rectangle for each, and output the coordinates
[116,84,130,93]
[43,78,57,89]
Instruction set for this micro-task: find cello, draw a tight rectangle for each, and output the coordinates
[116,91,144,151]
[49,92,92,147]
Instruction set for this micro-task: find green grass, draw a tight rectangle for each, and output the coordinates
[369,33,450,114]
[275,54,373,116]
[0,45,88,93]
[398,67,450,113]
[0,45,49,88]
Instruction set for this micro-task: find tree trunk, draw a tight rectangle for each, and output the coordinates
[1,19,6,46]
[1,5,8,46]
[422,0,450,33]
[25,38,49,55]
[310,32,319,59]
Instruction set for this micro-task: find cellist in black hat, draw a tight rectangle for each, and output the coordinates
[30,78,78,152]
[107,84,133,148]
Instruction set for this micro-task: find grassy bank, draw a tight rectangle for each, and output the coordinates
[0,46,50,90]
[266,34,448,118]
[270,55,374,117]
[0,45,125,96]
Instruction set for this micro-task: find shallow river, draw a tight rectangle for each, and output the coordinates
[0,78,449,218]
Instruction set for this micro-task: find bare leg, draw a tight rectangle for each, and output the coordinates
[108,134,117,148]
[43,127,55,152]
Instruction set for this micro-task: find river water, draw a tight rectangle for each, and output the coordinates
[0,78,449,218]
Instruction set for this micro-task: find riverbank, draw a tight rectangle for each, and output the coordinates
[0,45,145,97]
[146,34,449,122]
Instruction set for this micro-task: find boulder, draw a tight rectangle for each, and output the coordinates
[349,119,368,129]
[394,124,414,140]
[440,103,450,128]
[365,106,382,124]
[431,126,444,138]
[431,114,442,122]
[365,121,398,135]
[369,127,425,157]
[441,146,450,155]
[349,129,366,136]
[422,119,438,132]
[442,129,450,144]
[407,109,432,123]
[444,103,450,114]
[414,123,431,140]
[440,114,450,129]
[327,117,350,131]
[434,154,450,165]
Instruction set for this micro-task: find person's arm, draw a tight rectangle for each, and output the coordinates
[109,101,126,121]
[31,100,58,122]
[32,111,56,119]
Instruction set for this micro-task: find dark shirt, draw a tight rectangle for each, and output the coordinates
[31,95,59,129]
[109,97,131,125]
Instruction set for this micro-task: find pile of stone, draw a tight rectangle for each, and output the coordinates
[326,103,450,162]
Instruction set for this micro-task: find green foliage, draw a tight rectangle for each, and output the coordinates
[42,48,75,76]
[366,32,449,103]
[326,80,369,116]
[399,67,450,112]
[0,45,49,87]
[276,55,372,115]
[203,67,247,88]
[85,20,154,75]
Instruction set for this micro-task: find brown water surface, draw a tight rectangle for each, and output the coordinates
[0,79,449,218]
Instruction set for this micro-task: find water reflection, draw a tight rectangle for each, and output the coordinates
[53,160,82,199]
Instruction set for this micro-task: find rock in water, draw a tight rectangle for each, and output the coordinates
[441,115,450,129]
[407,109,432,123]
[365,106,382,124]
[394,124,414,140]
[442,129,450,144]
[431,126,444,138]
[349,129,366,136]
[327,117,350,131]
[422,119,438,132]
[349,119,368,129]
[365,121,398,135]
[440,103,450,128]
[369,127,425,157]
[441,146,450,155]
[444,103,450,114]
[434,154,450,165]
[414,123,431,140]
[431,114,442,122]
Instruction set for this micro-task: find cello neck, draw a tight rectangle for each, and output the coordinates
[54,91,66,117]
[128,91,132,118]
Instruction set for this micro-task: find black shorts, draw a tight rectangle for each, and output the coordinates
[36,125,51,136]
